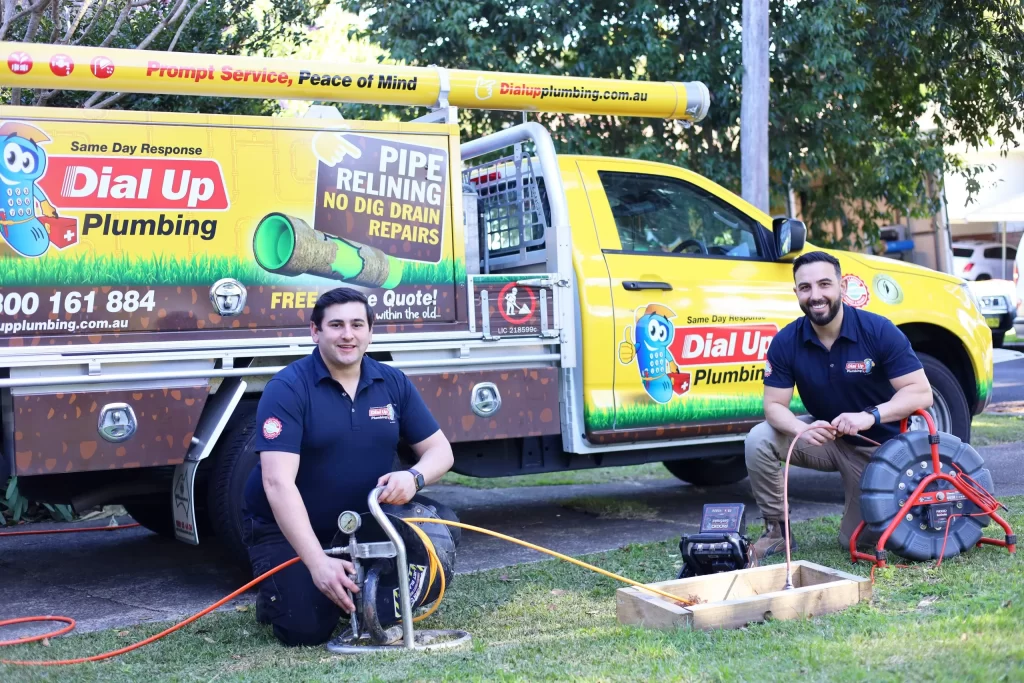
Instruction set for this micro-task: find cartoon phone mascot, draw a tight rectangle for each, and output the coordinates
[618,303,683,404]
[0,122,61,257]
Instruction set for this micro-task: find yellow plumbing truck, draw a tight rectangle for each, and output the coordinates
[0,43,993,563]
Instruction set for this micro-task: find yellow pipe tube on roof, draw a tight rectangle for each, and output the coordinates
[0,42,710,121]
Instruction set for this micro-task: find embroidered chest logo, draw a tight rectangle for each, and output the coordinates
[369,404,396,422]
[845,358,874,374]
[262,417,283,440]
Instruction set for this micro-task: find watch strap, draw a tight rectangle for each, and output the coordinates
[408,467,424,491]
[866,406,881,426]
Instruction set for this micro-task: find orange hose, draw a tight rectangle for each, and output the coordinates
[0,557,300,666]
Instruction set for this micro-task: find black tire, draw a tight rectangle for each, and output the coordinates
[207,401,260,571]
[916,352,971,443]
[993,332,1005,348]
[662,453,748,486]
[123,500,176,539]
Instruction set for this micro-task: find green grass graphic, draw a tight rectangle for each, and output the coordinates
[0,252,462,288]
[585,395,807,432]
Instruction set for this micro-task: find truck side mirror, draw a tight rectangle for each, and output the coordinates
[773,217,806,260]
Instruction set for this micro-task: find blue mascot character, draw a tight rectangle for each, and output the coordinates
[618,303,680,404]
[0,122,57,257]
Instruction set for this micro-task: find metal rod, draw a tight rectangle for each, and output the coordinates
[367,486,415,649]
[0,354,560,389]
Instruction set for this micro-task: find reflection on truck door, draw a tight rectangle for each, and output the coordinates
[577,160,801,443]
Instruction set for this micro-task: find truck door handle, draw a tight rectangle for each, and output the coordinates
[622,281,672,291]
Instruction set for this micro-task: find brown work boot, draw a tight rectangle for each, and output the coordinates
[752,518,797,562]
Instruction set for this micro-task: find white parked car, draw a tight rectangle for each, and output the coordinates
[953,240,1017,280]
[967,278,1017,347]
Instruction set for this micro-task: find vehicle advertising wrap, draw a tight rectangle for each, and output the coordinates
[0,108,462,343]
[604,304,804,432]
[0,42,710,122]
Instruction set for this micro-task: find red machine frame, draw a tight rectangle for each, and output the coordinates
[850,409,1016,568]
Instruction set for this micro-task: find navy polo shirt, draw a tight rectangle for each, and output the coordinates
[242,348,440,542]
[764,303,924,444]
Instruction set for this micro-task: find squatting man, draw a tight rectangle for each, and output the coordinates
[241,286,455,646]
[745,251,934,560]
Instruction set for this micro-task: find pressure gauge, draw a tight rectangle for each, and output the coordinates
[337,510,361,535]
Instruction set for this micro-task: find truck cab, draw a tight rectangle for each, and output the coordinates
[458,142,992,487]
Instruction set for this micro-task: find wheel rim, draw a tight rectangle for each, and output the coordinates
[907,383,952,434]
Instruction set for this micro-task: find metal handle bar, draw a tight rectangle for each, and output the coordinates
[367,486,415,649]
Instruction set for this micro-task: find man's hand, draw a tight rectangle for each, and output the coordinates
[377,470,417,505]
[308,555,360,612]
[831,411,875,437]
[797,420,837,446]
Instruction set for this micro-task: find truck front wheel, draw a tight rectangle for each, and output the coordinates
[207,402,260,572]
[912,352,971,443]
[662,453,748,486]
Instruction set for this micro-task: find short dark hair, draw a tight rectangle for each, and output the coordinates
[792,250,841,281]
[311,287,375,330]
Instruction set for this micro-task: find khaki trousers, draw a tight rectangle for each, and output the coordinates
[744,417,878,547]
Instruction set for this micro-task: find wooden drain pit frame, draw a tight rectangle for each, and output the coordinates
[616,561,872,630]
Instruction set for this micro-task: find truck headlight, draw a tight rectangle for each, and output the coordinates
[961,283,983,316]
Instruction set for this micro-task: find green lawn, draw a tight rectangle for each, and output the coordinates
[2,499,1021,681]
[440,462,674,489]
[970,412,1024,446]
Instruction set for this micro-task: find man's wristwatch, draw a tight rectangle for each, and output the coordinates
[865,406,881,426]
[408,468,425,491]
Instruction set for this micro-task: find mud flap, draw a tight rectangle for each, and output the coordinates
[172,377,247,544]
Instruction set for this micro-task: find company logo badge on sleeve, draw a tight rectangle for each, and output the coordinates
[262,417,283,439]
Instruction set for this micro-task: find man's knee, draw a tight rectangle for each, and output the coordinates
[745,420,783,468]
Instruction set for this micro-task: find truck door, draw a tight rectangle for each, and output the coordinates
[576,160,800,443]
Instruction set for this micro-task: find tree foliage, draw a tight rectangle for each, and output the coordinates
[339,0,1024,247]
[0,0,330,116]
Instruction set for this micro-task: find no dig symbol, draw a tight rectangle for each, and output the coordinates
[497,281,536,324]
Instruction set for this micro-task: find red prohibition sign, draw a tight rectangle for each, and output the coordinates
[497,281,536,325]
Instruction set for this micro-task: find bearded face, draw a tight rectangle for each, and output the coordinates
[794,261,843,326]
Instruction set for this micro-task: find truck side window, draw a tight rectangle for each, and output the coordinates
[598,171,763,259]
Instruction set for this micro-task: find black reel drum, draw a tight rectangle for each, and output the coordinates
[330,494,460,645]
[860,430,994,561]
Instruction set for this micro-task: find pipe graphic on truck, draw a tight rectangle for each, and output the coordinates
[252,212,404,289]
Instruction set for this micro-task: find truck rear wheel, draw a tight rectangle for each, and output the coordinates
[207,402,260,571]
[123,500,176,538]
[662,453,748,486]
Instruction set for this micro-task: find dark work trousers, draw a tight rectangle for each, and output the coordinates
[242,516,343,647]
